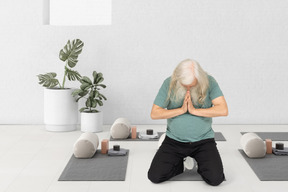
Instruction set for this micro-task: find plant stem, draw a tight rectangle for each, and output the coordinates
[61,64,67,88]
[62,74,66,88]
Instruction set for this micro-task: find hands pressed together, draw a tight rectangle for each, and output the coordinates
[150,90,197,120]
[151,88,228,120]
[181,91,196,115]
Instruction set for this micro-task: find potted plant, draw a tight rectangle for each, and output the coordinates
[37,39,84,132]
[72,71,107,132]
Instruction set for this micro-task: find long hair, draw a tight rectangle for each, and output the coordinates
[167,59,209,105]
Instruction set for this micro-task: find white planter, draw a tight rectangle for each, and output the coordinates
[44,88,78,132]
[81,112,103,132]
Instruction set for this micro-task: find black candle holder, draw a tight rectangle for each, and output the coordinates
[146,129,153,135]
[276,143,284,150]
[113,145,120,151]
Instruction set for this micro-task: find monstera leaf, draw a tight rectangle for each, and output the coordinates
[65,66,82,81]
[37,73,60,88]
[59,39,84,68]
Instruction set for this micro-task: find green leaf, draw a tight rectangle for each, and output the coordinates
[65,67,81,81]
[78,90,89,97]
[59,39,84,68]
[89,90,98,98]
[81,76,92,85]
[92,99,97,108]
[37,73,59,88]
[86,98,91,108]
[96,84,106,89]
[80,83,91,91]
[89,90,94,97]
[99,93,107,100]
[79,107,88,112]
[92,71,98,84]
[98,77,104,84]
[93,90,99,98]
[76,96,84,102]
[72,89,82,97]
[95,73,104,84]
[96,99,103,106]
[91,109,99,113]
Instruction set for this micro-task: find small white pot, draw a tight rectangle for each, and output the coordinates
[44,88,78,132]
[81,111,103,132]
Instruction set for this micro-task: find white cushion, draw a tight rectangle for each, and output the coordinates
[158,133,166,148]
[183,156,195,170]
[110,118,131,139]
[241,132,266,158]
[73,132,99,158]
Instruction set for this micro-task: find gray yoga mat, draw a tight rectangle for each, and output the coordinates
[239,149,288,181]
[110,132,226,141]
[215,132,226,141]
[59,150,129,181]
[241,132,288,141]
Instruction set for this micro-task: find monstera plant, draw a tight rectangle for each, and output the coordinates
[37,39,84,132]
[37,39,84,88]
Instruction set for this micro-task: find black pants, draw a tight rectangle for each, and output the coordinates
[148,136,225,186]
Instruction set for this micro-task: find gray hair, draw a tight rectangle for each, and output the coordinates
[167,59,209,105]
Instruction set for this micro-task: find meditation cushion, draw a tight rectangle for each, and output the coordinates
[158,132,166,148]
[110,118,131,139]
[183,156,195,170]
[241,132,266,158]
[73,132,99,158]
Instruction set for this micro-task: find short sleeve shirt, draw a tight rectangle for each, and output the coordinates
[154,75,223,142]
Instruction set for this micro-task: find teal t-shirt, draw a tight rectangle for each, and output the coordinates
[154,75,223,142]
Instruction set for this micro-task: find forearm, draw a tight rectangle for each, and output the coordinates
[151,107,185,120]
[192,105,228,117]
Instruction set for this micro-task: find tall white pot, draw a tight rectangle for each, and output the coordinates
[81,112,103,133]
[44,88,78,132]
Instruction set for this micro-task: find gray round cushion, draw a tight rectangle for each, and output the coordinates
[73,132,99,158]
[110,118,131,139]
[241,132,266,158]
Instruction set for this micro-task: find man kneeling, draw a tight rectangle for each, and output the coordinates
[148,59,228,186]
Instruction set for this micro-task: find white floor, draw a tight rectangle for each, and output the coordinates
[0,124,288,192]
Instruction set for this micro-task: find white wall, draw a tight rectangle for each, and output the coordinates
[0,0,288,125]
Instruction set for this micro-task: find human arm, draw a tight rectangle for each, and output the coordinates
[150,93,189,120]
[187,93,228,117]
